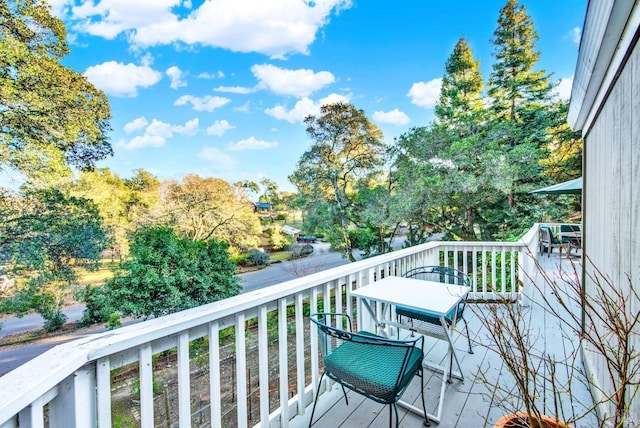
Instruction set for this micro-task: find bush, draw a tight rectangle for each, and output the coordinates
[106,313,122,330]
[43,310,67,332]
[289,244,313,259]
[243,248,270,266]
[105,226,240,319]
[76,284,115,325]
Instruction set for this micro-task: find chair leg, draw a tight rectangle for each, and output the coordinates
[390,403,395,428]
[419,367,431,426]
[341,384,348,405]
[308,372,326,428]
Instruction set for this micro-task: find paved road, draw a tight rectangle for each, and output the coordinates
[0,236,427,375]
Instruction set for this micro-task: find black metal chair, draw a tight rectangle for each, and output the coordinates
[397,266,473,355]
[309,313,429,427]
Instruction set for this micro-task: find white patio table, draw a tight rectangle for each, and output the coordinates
[350,276,468,424]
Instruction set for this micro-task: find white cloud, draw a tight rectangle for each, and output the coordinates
[214,86,256,94]
[174,95,231,111]
[407,78,442,108]
[47,0,72,16]
[570,27,581,44]
[251,64,335,97]
[68,0,352,59]
[265,93,350,123]
[71,0,181,39]
[198,71,225,79]
[198,146,237,169]
[227,136,278,151]
[373,109,410,125]
[84,61,162,97]
[233,102,251,113]
[166,66,187,89]
[206,120,235,136]
[120,118,200,149]
[120,134,166,149]
[174,118,200,136]
[554,75,574,101]
[123,117,149,133]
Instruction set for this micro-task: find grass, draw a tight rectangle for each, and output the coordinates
[76,259,119,286]
[269,251,291,261]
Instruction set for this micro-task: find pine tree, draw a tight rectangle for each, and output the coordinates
[435,37,484,125]
[488,0,552,122]
[487,0,554,211]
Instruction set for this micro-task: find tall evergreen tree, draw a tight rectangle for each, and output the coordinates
[435,37,484,125]
[488,0,552,122]
[487,0,554,216]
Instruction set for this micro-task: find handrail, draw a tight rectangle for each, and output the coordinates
[0,231,538,427]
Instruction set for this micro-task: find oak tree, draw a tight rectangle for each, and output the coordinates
[0,0,112,183]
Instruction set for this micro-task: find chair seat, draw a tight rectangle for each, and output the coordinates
[324,331,423,404]
[396,304,458,325]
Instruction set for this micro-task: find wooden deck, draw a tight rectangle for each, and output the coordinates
[290,254,598,428]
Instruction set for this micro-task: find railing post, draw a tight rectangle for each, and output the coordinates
[48,366,96,428]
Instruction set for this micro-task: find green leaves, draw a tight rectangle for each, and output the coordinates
[291,103,386,261]
[106,226,240,319]
[0,0,112,184]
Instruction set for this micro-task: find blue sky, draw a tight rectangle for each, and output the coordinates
[42,0,585,193]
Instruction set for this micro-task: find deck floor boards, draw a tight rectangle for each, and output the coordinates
[291,254,598,428]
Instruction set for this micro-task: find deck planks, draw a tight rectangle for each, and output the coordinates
[292,255,598,428]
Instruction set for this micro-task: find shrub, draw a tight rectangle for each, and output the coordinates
[243,248,270,266]
[289,244,313,259]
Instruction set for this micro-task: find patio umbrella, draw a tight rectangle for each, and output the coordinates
[530,177,582,195]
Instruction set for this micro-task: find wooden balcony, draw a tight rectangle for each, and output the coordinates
[0,224,596,428]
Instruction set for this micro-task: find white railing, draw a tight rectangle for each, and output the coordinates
[0,226,541,428]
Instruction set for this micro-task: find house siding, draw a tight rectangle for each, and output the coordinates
[582,34,640,425]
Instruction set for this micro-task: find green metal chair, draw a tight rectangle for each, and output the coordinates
[309,313,429,427]
[539,225,565,257]
[396,266,473,355]
[559,224,581,255]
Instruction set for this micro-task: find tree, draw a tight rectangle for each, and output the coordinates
[393,40,507,241]
[103,226,239,319]
[260,178,279,218]
[488,0,552,123]
[487,0,554,213]
[162,175,262,254]
[0,187,109,330]
[290,103,385,261]
[435,37,484,125]
[0,0,112,184]
[63,168,132,260]
[123,168,163,228]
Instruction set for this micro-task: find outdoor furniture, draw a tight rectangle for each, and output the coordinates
[351,277,468,423]
[539,226,565,257]
[560,224,582,256]
[397,266,473,355]
[308,313,429,428]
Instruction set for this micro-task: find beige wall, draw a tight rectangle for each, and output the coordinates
[582,36,640,424]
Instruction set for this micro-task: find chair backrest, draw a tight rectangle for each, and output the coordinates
[560,224,581,233]
[310,313,424,404]
[402,266,471,289]
[540,226,559,244]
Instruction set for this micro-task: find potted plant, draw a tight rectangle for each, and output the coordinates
[473,255,639,427]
